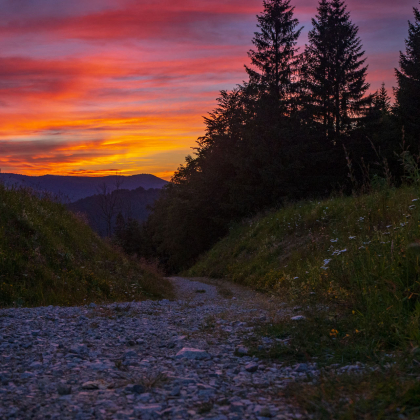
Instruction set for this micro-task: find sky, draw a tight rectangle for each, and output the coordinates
[0,0,418,180]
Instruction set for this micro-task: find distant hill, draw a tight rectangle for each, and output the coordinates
[0,173,168,203]
[67,187,161,237]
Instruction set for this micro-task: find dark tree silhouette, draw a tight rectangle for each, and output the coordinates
[303,0,371,143]
[373,83,392,114]
[395,2,420,145]
[246,0,302,113]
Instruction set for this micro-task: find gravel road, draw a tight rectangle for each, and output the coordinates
[0,277,315,420]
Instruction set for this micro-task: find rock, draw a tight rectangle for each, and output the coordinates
[57,384,72,395]
[29,361,43,369]
[170,386,181,396]
[138,392,151,403]
[81,381,100,390]
[291,315,306,321]
[235,345,249,356]
[175,348,211,360]
[20,372,34,379]
[295,363,309,372]
[123,350,138,358]
[230,402,245,412]
[134,404,162,415]
[198,383,216,396]
[132,384,146,394]
[245,363,259,373]
[89,303,97,309]
[69,344,88,355]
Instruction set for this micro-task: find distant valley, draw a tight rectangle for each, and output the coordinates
[68,186,161,237]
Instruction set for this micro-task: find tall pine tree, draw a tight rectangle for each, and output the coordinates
[246,0,302,113]
[303,0,371,143]
[395,2,420,145]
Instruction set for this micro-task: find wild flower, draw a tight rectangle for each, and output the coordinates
[330,329,339,337]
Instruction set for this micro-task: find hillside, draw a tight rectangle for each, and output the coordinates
[67,187,161,236]
[188,186,420,350]
[0,173,168,203]
[0,184,172,307]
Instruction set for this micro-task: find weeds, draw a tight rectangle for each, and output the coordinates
[135,371,168,390]
[284,358,420,419]
[200,315,216,332]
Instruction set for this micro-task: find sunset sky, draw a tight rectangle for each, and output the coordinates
[0,0,417,180]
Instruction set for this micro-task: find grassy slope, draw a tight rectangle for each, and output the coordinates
[0,185,172,307]
[188,186,420,418]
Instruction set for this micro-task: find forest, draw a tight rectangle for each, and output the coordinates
[116,0,420,273]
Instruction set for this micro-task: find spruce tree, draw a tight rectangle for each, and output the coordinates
[246,0,302,112]
[303,0,371,143]
[373,83,391,114]
[395,3,420,143]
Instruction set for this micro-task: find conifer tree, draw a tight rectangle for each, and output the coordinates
[373,83,391,114]
[395,3,420,142]
[246,0,302,112]
[303,0,371,142]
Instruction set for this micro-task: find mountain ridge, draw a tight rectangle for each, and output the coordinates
[0,173,168,202]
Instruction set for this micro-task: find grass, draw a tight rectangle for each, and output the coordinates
[284,359,420,419]
[188,185,420,351]
[187,184,420,418]
[0,184,173,307]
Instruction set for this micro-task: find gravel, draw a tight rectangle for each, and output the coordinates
[0,277,314,419]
